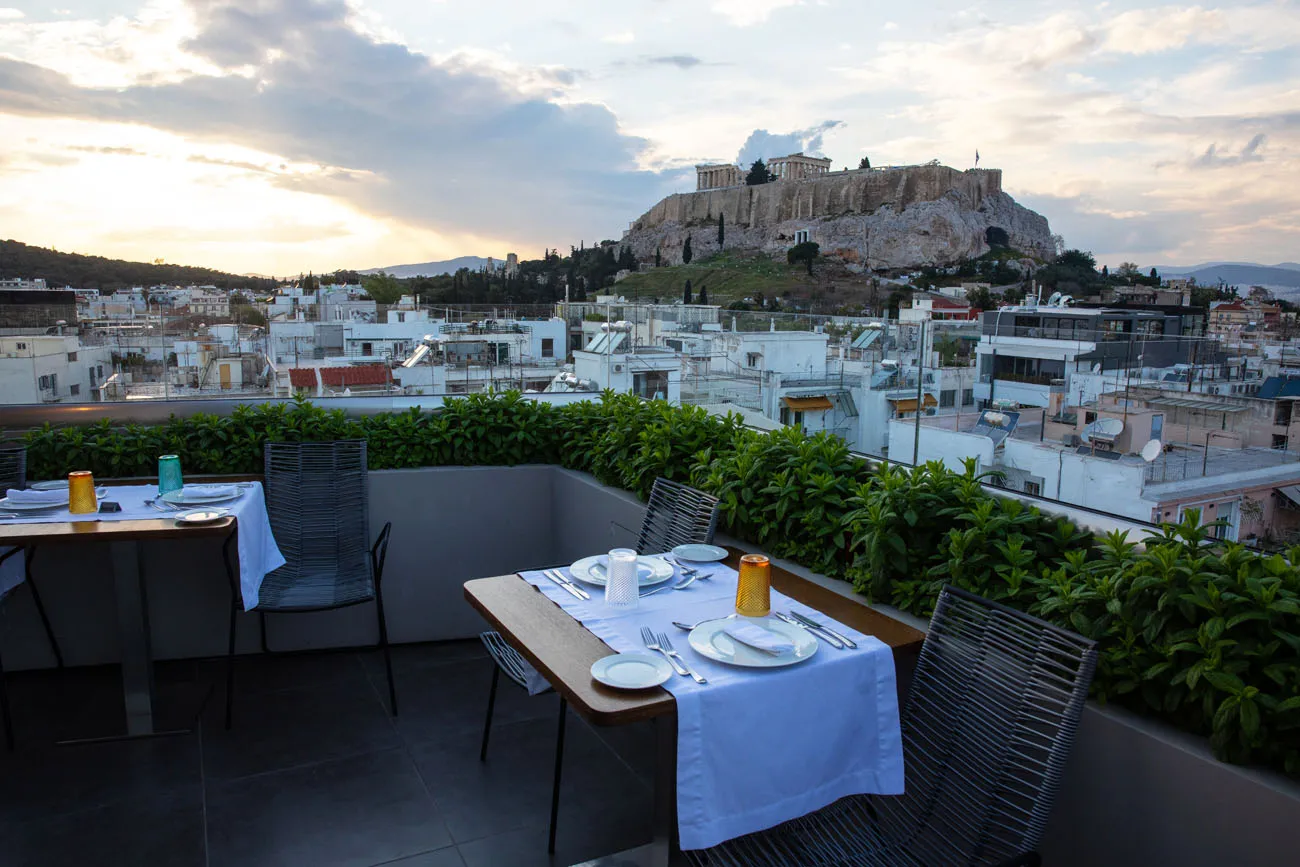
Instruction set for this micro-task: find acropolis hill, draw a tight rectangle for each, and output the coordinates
[622,159,1056,272]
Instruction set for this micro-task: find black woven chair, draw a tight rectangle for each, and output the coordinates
[223,440,396,729]
[683,586,1098,867]
[478,477,721,854]
[0,444,64,750]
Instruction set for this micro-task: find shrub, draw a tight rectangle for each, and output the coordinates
[16,394,1300,775]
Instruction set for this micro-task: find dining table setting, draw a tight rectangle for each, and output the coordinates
[511,544,908,857]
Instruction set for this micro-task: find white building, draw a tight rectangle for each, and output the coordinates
[0,278,47,291]
[188,288,229,317]
[573,343,682,404]
[0,336,112,404]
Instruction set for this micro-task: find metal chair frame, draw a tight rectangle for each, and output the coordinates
[478,477,721,854]
[682,585,1098,867]
[0,445,64,751]
[223,441,397,730]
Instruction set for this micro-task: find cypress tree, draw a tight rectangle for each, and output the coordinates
[683,236,693,264]
[717,213,725,248]
[683,279,692,305]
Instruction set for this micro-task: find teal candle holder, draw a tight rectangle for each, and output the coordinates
[158,454,184,495]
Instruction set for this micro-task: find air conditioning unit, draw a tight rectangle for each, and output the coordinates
[613,364,625,373]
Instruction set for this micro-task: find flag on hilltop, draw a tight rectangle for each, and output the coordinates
[975,150,980,167]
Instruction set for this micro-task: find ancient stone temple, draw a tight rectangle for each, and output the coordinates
[768,153,832,181]
[696,163,743,191]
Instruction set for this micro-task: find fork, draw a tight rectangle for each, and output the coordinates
[641,626,688,676]
[664,555,703,579]
[658,632,707,684]
[640,574,695,597]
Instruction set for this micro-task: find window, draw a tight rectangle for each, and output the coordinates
[67,351,78,361]
[1084,411,1098,425]
[396,312,405,323]
[38,375,49,389]
[362,342,374,356]
[633,370,669,400]
[69,384,80,396]
[1276,403,1293,426]
[793,229,810,245]
[97,365,104,378]
[1024,481,1042,497]
[961,388,974,406]
[541,338,554,358]
[939,390,955,408]
[746,352,762,368]
[780,406,789,425]
[16,342,26,351]
[1273,434,1288,450]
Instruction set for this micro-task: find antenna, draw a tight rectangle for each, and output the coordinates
[1140,439,1163,462]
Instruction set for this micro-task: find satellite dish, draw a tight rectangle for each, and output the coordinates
[1082,417,1124,444]
[1047,292,1062,306]
[1140,439,1163,462]
[1091,363,1102,374]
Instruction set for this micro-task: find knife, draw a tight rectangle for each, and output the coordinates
[791,612,857,649]
[775,612,845,649]
[546,568,590,600]
[543,569,587,601]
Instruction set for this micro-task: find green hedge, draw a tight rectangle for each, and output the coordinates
[18,393,1300,776]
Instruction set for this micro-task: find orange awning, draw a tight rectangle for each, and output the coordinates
[889,394,938,413]
[782,395,834,411]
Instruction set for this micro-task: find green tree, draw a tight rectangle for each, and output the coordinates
[1117,261,1141,280]
[698,285,709,304]
[361,271,403,305]
[683,235,693,264]
[654,248,662,268]
[966,286,994,310]
[858,156,871,169]
[787,241,820,275]
[1056,249,1097,271]
[683,279,692,305]
[717,213,725,248]
[746,159,773,185]
[301,271,319,293]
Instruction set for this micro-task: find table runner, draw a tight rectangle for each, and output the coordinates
[520,560,904,851]
[0,483,285,610]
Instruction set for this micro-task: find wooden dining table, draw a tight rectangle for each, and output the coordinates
[0,511,238,740]
[463,547,926,867]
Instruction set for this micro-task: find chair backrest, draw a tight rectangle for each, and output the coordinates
[261,440,373,610]
[0,445,26,492]
[875,586,1097,864]
[635,478,721,555]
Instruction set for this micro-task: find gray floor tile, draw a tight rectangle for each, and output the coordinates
[1,791,205,867]
[206,747,451,867]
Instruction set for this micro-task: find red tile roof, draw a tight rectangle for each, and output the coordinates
[319,365,392,387]
[289,368,318,389]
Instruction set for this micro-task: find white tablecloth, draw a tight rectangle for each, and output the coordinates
[520,559,905,851]
[0,483,285,610]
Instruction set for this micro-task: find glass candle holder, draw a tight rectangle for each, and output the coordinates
[735,553,772,618]
[68,471,97,515]
[157,455,184,495]
[605,548,640,610]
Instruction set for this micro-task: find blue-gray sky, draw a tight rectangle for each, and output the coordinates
[0,0,1295,274]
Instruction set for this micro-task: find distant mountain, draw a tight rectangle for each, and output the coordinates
[1154,262,1300,291]
[362,256,497,278]
[0,239,278,291]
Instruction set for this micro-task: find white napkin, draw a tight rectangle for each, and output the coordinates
[5,488,68,505]
[178,484,237,498]
[722,622,795,654]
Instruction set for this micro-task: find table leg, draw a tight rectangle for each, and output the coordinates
[111,540,156,736]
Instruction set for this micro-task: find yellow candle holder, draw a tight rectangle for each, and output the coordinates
[735,553,772,618]
[68,471,97,515]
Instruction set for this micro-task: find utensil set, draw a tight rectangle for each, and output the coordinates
[641,626,707,684]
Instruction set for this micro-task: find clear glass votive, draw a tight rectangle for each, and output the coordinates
[605,548,640,610]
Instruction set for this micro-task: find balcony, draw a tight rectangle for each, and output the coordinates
[1,396,1297,867]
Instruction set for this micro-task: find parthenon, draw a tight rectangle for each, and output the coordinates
[696,152,835,190]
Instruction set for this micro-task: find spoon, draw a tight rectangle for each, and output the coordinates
[640,574,697,598]
[673,614,736,631]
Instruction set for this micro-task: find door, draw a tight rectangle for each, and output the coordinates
[219,362,232,389]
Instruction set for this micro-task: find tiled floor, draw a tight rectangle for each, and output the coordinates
[0,641,657,867]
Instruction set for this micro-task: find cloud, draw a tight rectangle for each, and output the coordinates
[602,31,634,44]
[1192,133,1267,169]
[0,8,24,20]
[188,154,275,173]
[0,0,668,244]
[643,54,704,69]
[711,0,800,28]
[68,145,148,156]
[736,120,843,166]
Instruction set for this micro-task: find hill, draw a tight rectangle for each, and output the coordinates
[1156,262,1300,289]
[0,240,278,291]
[362,256,496,278]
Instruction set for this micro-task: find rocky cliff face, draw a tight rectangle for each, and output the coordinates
[622,165,1054,271]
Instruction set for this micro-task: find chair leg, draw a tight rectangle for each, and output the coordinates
[548,697,568,855]
[479,665,500,762]
[224,596,237,731]
[374,590,398,717]
[25,547,62,670]
[0,645,13,752]
[259,611,270,655]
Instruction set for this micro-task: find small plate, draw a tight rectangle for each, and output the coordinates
[688,616,818,668]
[671,544,729,563]
[30,480,69,491]
[591,652,674,690]
[174,509,229,524]
[569,555,674,587]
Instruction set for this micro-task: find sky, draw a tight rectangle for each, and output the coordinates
[0,0,1296,276]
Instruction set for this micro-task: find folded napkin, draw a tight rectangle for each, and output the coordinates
[177,484,237,498]
[723,621,796,654]
[5,488,69,505]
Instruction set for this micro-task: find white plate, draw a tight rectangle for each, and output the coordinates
[671,544,729,562]
[0,487,107,510]
[591,652,674,690]
[569,555,674,587]
[161,486,244,506]
[688,616,818,668]
[30,480,69,491]
[174,509,229,524]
